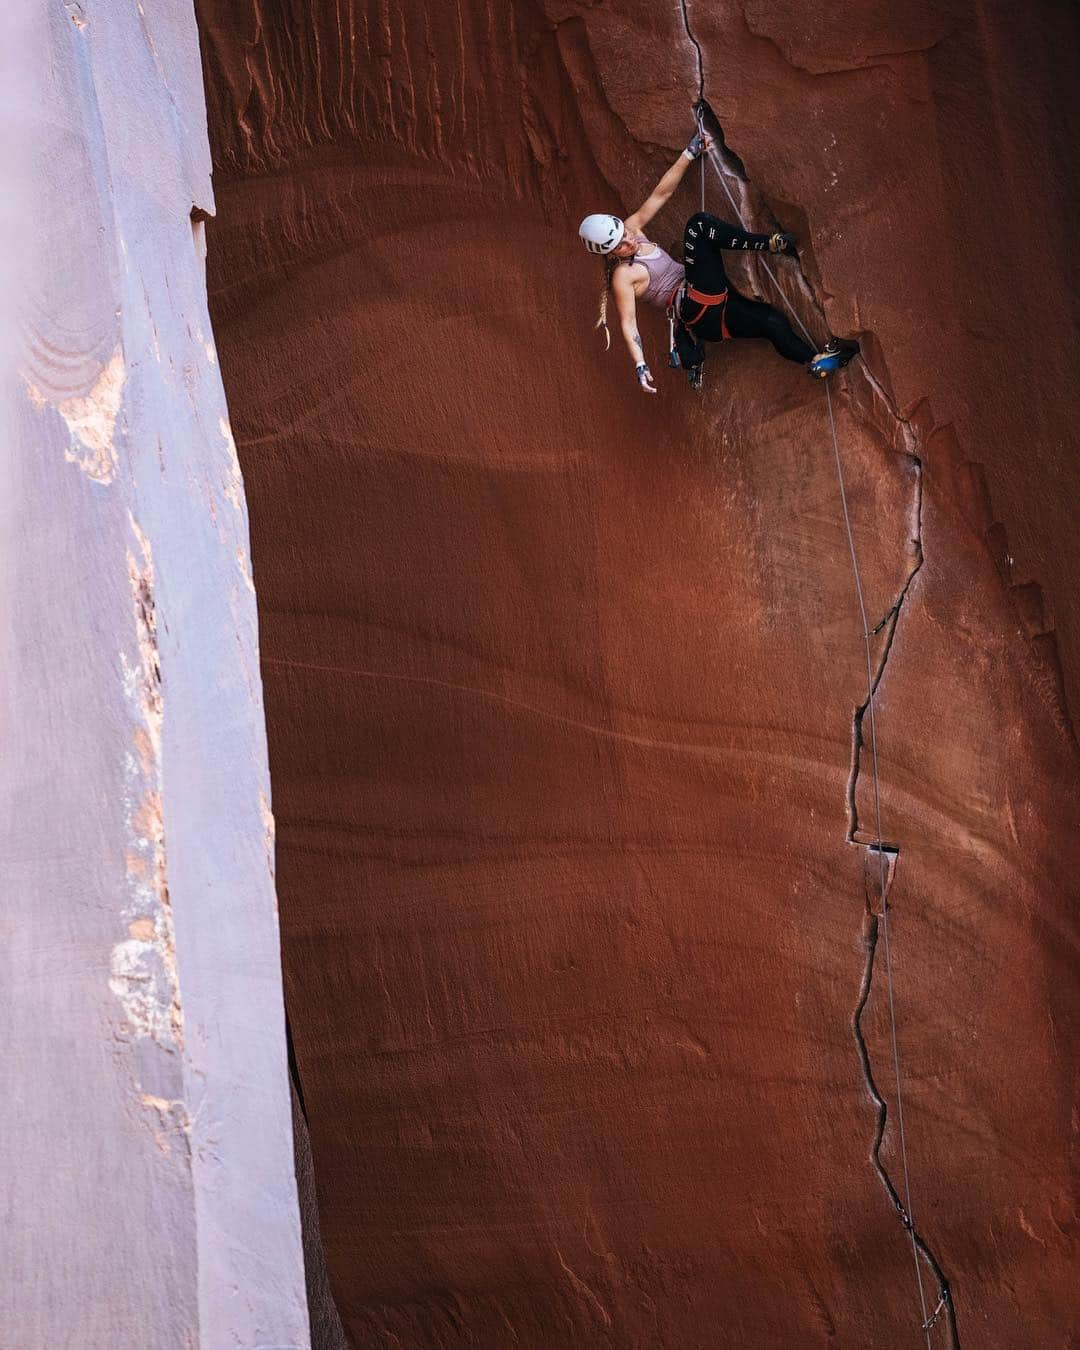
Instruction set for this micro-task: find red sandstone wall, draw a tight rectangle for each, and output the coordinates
[196,2,1079,1345]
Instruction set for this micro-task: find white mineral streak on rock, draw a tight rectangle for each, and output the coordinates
[236,546,256,592]
[260,789,277,884]
[110,516,183,1046]
[140,1095,192,1157]
[21,377,46,411]
[109,933,176,1044]
[60,346,125,483]
[220,413,244,511]
[110,776,183,1045]
[126,515,163,757]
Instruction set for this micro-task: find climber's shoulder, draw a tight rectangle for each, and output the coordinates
[611,258,646,293]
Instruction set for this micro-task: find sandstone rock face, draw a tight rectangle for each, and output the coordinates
[197,2,1079,1345]
[2,5,306,1345]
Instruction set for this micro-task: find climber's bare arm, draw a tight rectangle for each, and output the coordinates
[627,156,698,233]
[612,266,645,365]
[625,151,697,234]
[612,266,657,393]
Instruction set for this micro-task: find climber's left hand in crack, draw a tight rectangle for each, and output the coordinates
[684,130,712,161]
[624,129,712,235]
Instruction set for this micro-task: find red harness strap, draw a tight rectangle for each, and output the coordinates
[666,282,734,337]
[685,284,731,338]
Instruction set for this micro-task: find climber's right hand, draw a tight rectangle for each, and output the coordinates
[635,363,657,394]
[769,231,798,256]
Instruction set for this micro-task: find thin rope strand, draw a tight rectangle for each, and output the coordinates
[697,142,932,1342]
[703,145,816,346]
[825,385,931,1343]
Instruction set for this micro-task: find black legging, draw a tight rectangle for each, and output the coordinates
[679,211,812,365]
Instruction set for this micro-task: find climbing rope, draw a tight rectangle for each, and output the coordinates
[697,118,936,1346]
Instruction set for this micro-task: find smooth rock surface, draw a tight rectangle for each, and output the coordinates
[196,2,1079,1345]
[2,4,307,1345]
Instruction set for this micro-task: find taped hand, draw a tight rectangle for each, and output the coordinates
[635,362,658,394]
[769,231,798,256]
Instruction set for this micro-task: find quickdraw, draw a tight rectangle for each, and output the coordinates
[667,292,680,367]
[921,1287,950,1334]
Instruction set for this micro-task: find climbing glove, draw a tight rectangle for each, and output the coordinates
[769,231,798,256]
[635,362,657,394]
[684,131,711,161]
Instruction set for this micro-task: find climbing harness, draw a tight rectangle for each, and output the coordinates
[680,283,731,334]
[692,99,950,1347]
[666,282,729,373]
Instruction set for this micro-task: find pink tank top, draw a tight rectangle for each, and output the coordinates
[630,243,685,307]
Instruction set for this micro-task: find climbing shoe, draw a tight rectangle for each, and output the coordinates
[807,337,860,379]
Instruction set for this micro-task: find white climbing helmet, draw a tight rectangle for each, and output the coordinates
[579,213,625,255]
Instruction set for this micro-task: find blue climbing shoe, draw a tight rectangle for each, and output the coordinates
[807,337,860,379]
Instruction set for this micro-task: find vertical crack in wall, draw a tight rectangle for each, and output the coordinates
[285,1005,310,1127]
[847,457,924,848]
[854,865,958,1345]
[677,0,705,103]
[678,4,958,1343]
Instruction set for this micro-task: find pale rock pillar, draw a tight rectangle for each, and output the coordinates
[0,4,309,1345]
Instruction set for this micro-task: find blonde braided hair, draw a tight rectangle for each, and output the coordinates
[595,255,620,350]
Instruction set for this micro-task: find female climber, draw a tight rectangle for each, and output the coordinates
[579,130,858,394]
